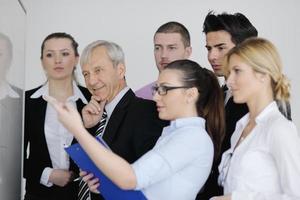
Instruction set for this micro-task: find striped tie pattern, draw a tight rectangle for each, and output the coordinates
[95,110,107,137]
[78,110,107,200]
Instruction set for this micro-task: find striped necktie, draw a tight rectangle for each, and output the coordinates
[78,110,107,200]
[95,110,107,137]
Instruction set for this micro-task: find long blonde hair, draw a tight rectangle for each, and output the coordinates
[225,37,291,119]
[225,38,290,101]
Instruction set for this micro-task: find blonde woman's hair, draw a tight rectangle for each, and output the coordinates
[225,37,290,101]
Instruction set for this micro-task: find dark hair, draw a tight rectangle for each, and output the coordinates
[203,11,258,45]
[40,32,79,59]
[155,21,191,47]
[165,59,225,160]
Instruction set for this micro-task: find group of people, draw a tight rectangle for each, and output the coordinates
[23,11,300,200]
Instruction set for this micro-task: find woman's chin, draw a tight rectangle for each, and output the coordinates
[232,96,246,104]
[158,112,169,121]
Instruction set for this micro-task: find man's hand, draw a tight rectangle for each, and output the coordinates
[80,170,100,194]
[82,96,106,128]
[49,169,74,187]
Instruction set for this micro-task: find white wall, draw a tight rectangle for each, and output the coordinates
[24,0,300,127]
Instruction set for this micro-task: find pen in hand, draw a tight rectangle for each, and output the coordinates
[73,176,83,182]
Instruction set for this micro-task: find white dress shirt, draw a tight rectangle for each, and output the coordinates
[30,81,88,187]
[103,86,130,135]
[218,101,300,200]
[132,117,214,200]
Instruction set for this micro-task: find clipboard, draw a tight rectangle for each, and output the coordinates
[65,137,147,200]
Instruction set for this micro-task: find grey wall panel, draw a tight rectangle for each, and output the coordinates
[0,0,25,199]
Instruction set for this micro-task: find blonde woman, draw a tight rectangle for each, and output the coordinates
[213,38,300,200]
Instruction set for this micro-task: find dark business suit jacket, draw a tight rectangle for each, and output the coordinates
[197,87,248,200]
[23,85,91,200]
[91,89,168,200]
[222,96,248,152]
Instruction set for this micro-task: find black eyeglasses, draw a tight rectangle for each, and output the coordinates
[151,85,190,96]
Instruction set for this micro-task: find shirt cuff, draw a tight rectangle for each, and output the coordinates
[40,167,53,187]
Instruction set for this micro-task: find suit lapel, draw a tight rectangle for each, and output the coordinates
[27,96,53,165]
[30,97,47,140]
[71,98,86,145]
[102,90,134,145]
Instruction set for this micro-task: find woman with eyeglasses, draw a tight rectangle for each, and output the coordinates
[212,38,300,200]
[45,59,225,200]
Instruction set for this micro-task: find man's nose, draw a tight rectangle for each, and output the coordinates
[161,48,168,58]
[153,90,161,102]
[88,73,98,86]
[208,49,218,62]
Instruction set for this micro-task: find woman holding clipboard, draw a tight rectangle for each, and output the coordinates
[45,59,225,200]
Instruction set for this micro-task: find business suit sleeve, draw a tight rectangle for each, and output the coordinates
[23,91,51,183]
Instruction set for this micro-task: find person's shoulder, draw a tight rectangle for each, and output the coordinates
[77,84,89,92]
[77,85,91,100]
[122,89,158,115]
[135,81,155,100]
[132,94,156,109]
[267,110,293,129]
[25,85,42,97]
[136,81,155,92]
[266,111,298,145]
[124,90,159,116]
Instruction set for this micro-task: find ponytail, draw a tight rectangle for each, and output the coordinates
[274,74,292,120]
[200,69,225,160]
[165,60,225,161]
[273,74,290,101]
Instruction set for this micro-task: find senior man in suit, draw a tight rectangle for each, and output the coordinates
[78,40,167,200]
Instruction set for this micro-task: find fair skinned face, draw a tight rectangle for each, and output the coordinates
[227,54,267,104]
[154,33,192,72]
[153,69,197,121]
[41,38,78,81]
[81,46,126,103]
[205,30,235,77]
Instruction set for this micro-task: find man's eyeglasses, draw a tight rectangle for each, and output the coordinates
[151,85,190,96]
